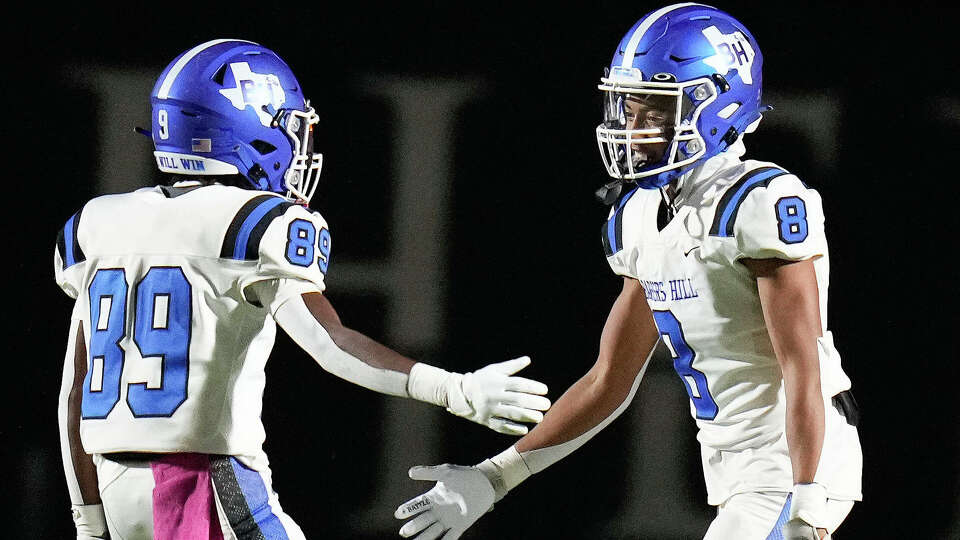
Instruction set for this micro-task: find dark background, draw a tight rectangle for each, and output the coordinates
[6,2,959,538]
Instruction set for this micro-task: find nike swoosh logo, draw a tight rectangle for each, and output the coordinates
[684,246,701,257]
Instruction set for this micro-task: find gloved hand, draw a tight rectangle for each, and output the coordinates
[394,464,495,540]
[782,483,828,540]
[408,356,550,435]
[782,518,820,540]
[72,503,110,540]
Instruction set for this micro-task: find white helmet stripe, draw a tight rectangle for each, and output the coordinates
[620,3,703,68]
[156,39,258,99]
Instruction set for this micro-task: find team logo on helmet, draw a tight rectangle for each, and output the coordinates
[701,26,756,85]
[218,62,286,127]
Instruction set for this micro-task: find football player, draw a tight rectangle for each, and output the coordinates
[56,39,551,540]
[394,4,862,539]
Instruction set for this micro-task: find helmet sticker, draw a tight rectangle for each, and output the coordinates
[218,62,286,127]
[701,26,756,84]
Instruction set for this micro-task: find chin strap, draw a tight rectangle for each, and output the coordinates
[658,177,683,221]
[595,179,624,205]
[658,186,677,221]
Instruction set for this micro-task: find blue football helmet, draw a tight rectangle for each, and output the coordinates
[596,3,767,189]
[150,39,322,204]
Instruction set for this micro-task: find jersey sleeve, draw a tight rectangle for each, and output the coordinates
[54,208,88,299]
[235,202,331,303]
[729,174,828,262]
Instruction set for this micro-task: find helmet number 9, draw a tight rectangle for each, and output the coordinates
[158,109,169,140]
[285,219,331,274]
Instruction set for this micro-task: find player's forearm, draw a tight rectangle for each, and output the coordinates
[300,291,415,373]
[516,356,643,454]
[476,347,652,499]
[750,258,826,484]
[279,292,549,435]
[274,295,412,396]
[782,361,825,483]
[58,320,101,505]
[477,278,657,497]
[59,321,109,539]
[517,279,657,455]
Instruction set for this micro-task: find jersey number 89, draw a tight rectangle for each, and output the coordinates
[285,219,331,273]
[83,267,191,419]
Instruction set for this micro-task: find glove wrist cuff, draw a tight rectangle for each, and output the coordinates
[407,363,458,408]
[789,482,827,527]
[477,445,531,502]
[72,503,108,538]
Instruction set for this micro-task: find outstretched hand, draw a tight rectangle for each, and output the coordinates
[394,464,495,540]
[447,356,551,435]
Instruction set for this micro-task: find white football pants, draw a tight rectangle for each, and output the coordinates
[92,453,306,540]
[703,491,854,540]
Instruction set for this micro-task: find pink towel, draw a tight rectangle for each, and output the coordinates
[152,453,224,540]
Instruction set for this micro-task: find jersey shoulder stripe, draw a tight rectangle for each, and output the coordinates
[709,166,788,237]
[220,194,294,260]
[602,184,642,257]
[56,207,86,269]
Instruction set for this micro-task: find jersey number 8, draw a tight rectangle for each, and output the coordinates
[654,310,719,420]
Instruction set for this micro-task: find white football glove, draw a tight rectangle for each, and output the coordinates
[782,483,828,540]
[408,356,551,435]
[782,518,820,540]
[395,464,495,540]
[72,503,110,540]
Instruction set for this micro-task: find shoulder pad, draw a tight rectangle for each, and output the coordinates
[601,185,643,257]
[220,194,295,260]
[711,167,826,261]
[709,166,790,238]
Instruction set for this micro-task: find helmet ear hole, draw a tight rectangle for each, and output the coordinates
[711,74,731,93]
[717,103,741,119]
[250,140,277,155]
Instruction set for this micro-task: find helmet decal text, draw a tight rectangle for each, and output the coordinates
[701,26,756,85]
[218,62,286,126]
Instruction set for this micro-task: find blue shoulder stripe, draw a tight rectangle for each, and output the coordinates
[709,167,788,237]
[57,209,86,269]
[602,185,641,257]
[220,195,293,260]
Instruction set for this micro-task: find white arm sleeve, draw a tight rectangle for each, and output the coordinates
[520,348,652,474]
[272,291,411,398]
[57,317,84,506]
[480,347,654,497]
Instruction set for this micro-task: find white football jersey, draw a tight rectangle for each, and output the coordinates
[604,142,862,504]
[54,184,330,469]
